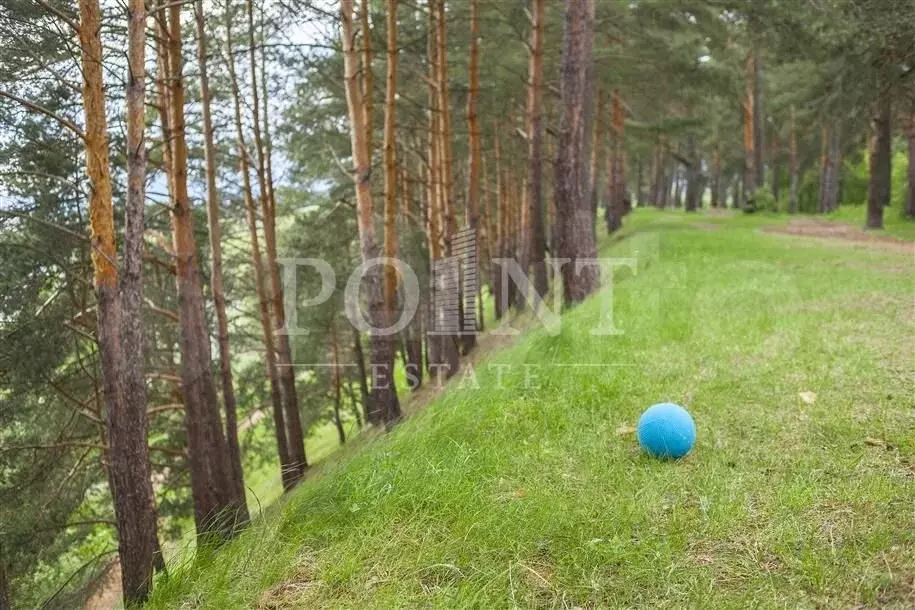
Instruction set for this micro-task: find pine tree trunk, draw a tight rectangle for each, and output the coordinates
[83,0,159,601]
[555,0,599,306]
[245,0,308,480]
[360,0,374,153]
[464,0,481,341]
[753,54,765,190]
[636,154,643,207]
[0,552,8,610]
[742,54,756,206]
[819,126,841,214]
[684,135,701,212]
[224,4,293,491]
[651,136,664,207]
[771,129,781,203]
[194,0,247,516]
[351,327,372,420]
[867,95,892,229]
[381,0,404,410]
[493,125,506,320]
[904,111,915,218]
[789,105,799,213]
[606,90,627,231]
[590,88,605,226]
[330,321,346,445]
[527,0,548,303]
[163,2,240,537]
[710,144,721,208]
[435,0,457,246]
[341,0,402,424]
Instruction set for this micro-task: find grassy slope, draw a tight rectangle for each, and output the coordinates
[148,210,914,609]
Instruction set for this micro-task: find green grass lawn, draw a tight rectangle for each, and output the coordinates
[147,209,914,609]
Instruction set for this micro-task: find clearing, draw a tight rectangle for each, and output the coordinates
[146,210,915,609]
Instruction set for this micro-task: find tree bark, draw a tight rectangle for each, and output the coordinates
[360,0,374,154]
[684,135,701,212]
[905,111,915,218]
[606,89,628,230]
[771,128,781,203]
[526,0,548,303]
[493,124,506,320]
[329,321,346,445]
[0,549,8,610]
[382,0,402,368]
[82,0,159,601]
[246,0,308,480]
[224,3,293,491]
[590,88,605,226]
[194,0,247,516]
[742,54,756,205]
[789,105,799,213]
[752,54,765,190]
[341,0,402,425]
[819,125,841,214]
[162,2,240,537]
[462,0,482,340]
[351,327,372,421]
[555,0,599,306]
[710,143,721,208]
[867,95,892,229]
[423,1,459,377]
[435,0,457,245]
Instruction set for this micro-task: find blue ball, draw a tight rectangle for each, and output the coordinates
[637,403,696,459]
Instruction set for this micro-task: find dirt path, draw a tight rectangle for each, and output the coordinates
[763,217,914,253]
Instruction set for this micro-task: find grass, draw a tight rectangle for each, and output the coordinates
[146,209,914,609]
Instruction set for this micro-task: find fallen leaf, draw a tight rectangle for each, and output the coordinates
[799,391,817,405]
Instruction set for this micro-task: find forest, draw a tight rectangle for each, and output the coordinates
[0,0,913,607]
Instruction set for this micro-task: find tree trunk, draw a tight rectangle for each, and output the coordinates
[684,135,701,212]
[351,327,372,421]
[753,54,765,189]
[819,125,841,214]
[742,54,756,205]
[83,0,159,601]
[0,550,8,610]
[464,0,481,342]
[360,0,374,154]
[606,90,627,231]
[905,111,915,218]
[710,143,721,208]
[651,135,664,207]
[246,0,308,480]
[493,124,506,320]
[771,128,781,203]
[341,0,402,425]
[555,0,599,306]
[435,0,457,246]
[163,2,240,537]
[329,321,346,445]
[636,154,643,207]
[789,105,799,213]
[382,0,403,373]
[194,0,247,516]
[224,4,293,491]
[867,95,892,229]
[527,0,548,303]
[590,88,605,226]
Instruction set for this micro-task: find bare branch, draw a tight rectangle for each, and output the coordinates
[0,90,85,141]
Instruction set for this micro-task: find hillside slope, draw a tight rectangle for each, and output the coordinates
[147,210,915,609]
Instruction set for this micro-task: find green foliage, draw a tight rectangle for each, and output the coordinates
[744,187,777,213]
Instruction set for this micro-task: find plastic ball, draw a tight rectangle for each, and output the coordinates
[637,402,696,459]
